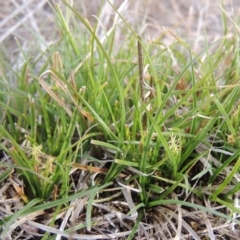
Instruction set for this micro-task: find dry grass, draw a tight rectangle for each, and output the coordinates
[0,0,238,61]
[1,153,240,239]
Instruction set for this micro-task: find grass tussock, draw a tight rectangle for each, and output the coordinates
[1,1,240,239]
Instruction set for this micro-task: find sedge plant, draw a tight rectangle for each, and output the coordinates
[1,1,240,238]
